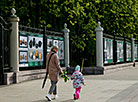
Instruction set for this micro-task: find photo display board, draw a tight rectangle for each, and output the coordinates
[126,42,132,61]
[19,32,43,67]
[104,38,113,64]
[116,40,124,62]
[135,44,138,60]
[47,36,64,65]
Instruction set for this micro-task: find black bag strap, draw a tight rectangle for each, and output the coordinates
[47,52,55,73]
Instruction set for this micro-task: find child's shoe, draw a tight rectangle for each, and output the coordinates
[74,94,77,100]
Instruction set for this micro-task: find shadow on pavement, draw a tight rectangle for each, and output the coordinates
[31,100,49,102]
[60,99,74,102]
[31,99,74,102]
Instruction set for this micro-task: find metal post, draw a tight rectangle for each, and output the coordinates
[43,23,47,68]
[123,33,126,62]
[131,34,135,67]
[0,25,4,84]
[113,30,117,64]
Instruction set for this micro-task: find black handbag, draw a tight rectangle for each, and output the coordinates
[42,52,55,88]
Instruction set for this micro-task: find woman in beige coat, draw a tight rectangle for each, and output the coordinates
[45,46,63,101]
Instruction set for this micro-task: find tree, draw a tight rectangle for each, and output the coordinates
[1,0,138,66]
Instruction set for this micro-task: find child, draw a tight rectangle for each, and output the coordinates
[71,65,85,100]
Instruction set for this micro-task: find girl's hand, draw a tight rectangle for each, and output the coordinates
[83,83,86,86]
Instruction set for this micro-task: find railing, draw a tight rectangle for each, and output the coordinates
[103,33,137,65]
[0,16,12,72]
[19,24,65,70]
[0,16,12,84]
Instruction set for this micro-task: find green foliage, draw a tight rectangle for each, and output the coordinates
[1,0,138,66]
[61,71,69,82]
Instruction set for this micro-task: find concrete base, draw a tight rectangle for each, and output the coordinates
[104,62,135,73]
[4,72,16,85]
[4,69,46,85]
[83,67,104,75]
[66,67,104,75]
[66,62,137,75]
[17,69,45,83]
[3,67,67,85]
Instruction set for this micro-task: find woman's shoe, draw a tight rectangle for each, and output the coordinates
[54,95,58,100]
[45,94,52,101]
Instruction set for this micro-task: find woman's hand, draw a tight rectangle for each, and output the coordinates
[83,83,86,86]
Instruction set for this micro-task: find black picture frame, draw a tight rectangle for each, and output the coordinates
[19,34,28,48]
[19,50,28,63]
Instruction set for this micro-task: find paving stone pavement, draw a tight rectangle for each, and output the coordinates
[1,65,138,102]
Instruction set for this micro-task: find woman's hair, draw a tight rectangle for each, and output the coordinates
[51,45,58,51]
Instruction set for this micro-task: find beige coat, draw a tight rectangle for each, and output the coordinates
[46,51,63,81]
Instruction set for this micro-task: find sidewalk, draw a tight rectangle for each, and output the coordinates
[0,65,138,102]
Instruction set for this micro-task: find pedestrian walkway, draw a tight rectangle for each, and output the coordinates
[1,65,138,102]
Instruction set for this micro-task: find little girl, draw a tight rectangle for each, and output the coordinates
[71,65,85,100]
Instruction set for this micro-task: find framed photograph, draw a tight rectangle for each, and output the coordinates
[47,38,53,52]
[19,51,28,63]
[135,44,138,60]
[28,49,43,62]
[28,36,43,49]
[53,40,58,46]
[126,42,131,61]
[117,40,124,62]
[104,38,113,64]
[19,35,28,48]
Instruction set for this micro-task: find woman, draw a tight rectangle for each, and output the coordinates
[45,46,63,101]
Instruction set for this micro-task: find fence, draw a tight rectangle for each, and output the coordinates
[95,21,136,67]
[103,33,136,65]
[0,8,70,85]
[0,16,12,84]
[19,24,65,71]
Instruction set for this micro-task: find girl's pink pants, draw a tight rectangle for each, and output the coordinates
[75,87,81,99]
